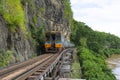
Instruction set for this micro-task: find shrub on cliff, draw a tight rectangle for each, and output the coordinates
[78,47,116,80]
[0,0,26,32]
[0,50,14,67]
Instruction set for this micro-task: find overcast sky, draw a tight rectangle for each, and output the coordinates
[70,0,120,37]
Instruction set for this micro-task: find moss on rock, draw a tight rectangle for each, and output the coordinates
[0,0,26,32]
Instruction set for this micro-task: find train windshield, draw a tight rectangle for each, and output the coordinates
[55,32,61,42]
[46,32,51,42]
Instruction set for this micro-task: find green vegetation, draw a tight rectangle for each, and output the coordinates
[78,47,116,80]
[71,62,81,78]
[71,20,118,80]
[33,16,38,25]
[39,7,45,13]
[38,7,45,18]
[30,24,45,55]
[0,50,14,67]
[0,0,26,32]
[71,49,81,78]
[71,20,120,56]
[63,0,73,23]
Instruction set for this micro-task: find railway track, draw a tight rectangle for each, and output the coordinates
[0,53,55,80]
[0,48,72,80]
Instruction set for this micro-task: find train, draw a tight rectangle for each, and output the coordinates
[44,31,63,52]
[44,31,75,52]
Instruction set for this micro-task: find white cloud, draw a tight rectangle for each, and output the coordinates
[70,0,120,37]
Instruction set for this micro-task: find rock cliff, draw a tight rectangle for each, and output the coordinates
[0,0,72,66]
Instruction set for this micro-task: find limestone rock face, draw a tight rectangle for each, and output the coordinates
[0,0,72,64]
[24,0,71,35]
[0,16,34,63]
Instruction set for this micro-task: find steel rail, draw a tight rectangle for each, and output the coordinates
[0,48,74,80]
[0,54,52,79]
[13,54,58,80]
[0,54,48,76]
[27,48,72,80]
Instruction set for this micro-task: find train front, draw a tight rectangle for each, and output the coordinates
[45,32,52,52]
[45,31,63,52]
[55,32,63,52]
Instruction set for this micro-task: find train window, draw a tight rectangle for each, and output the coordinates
[46,33,51,41]
[55,32,61,42]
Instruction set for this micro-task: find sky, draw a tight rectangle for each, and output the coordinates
[70,0,120,37]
